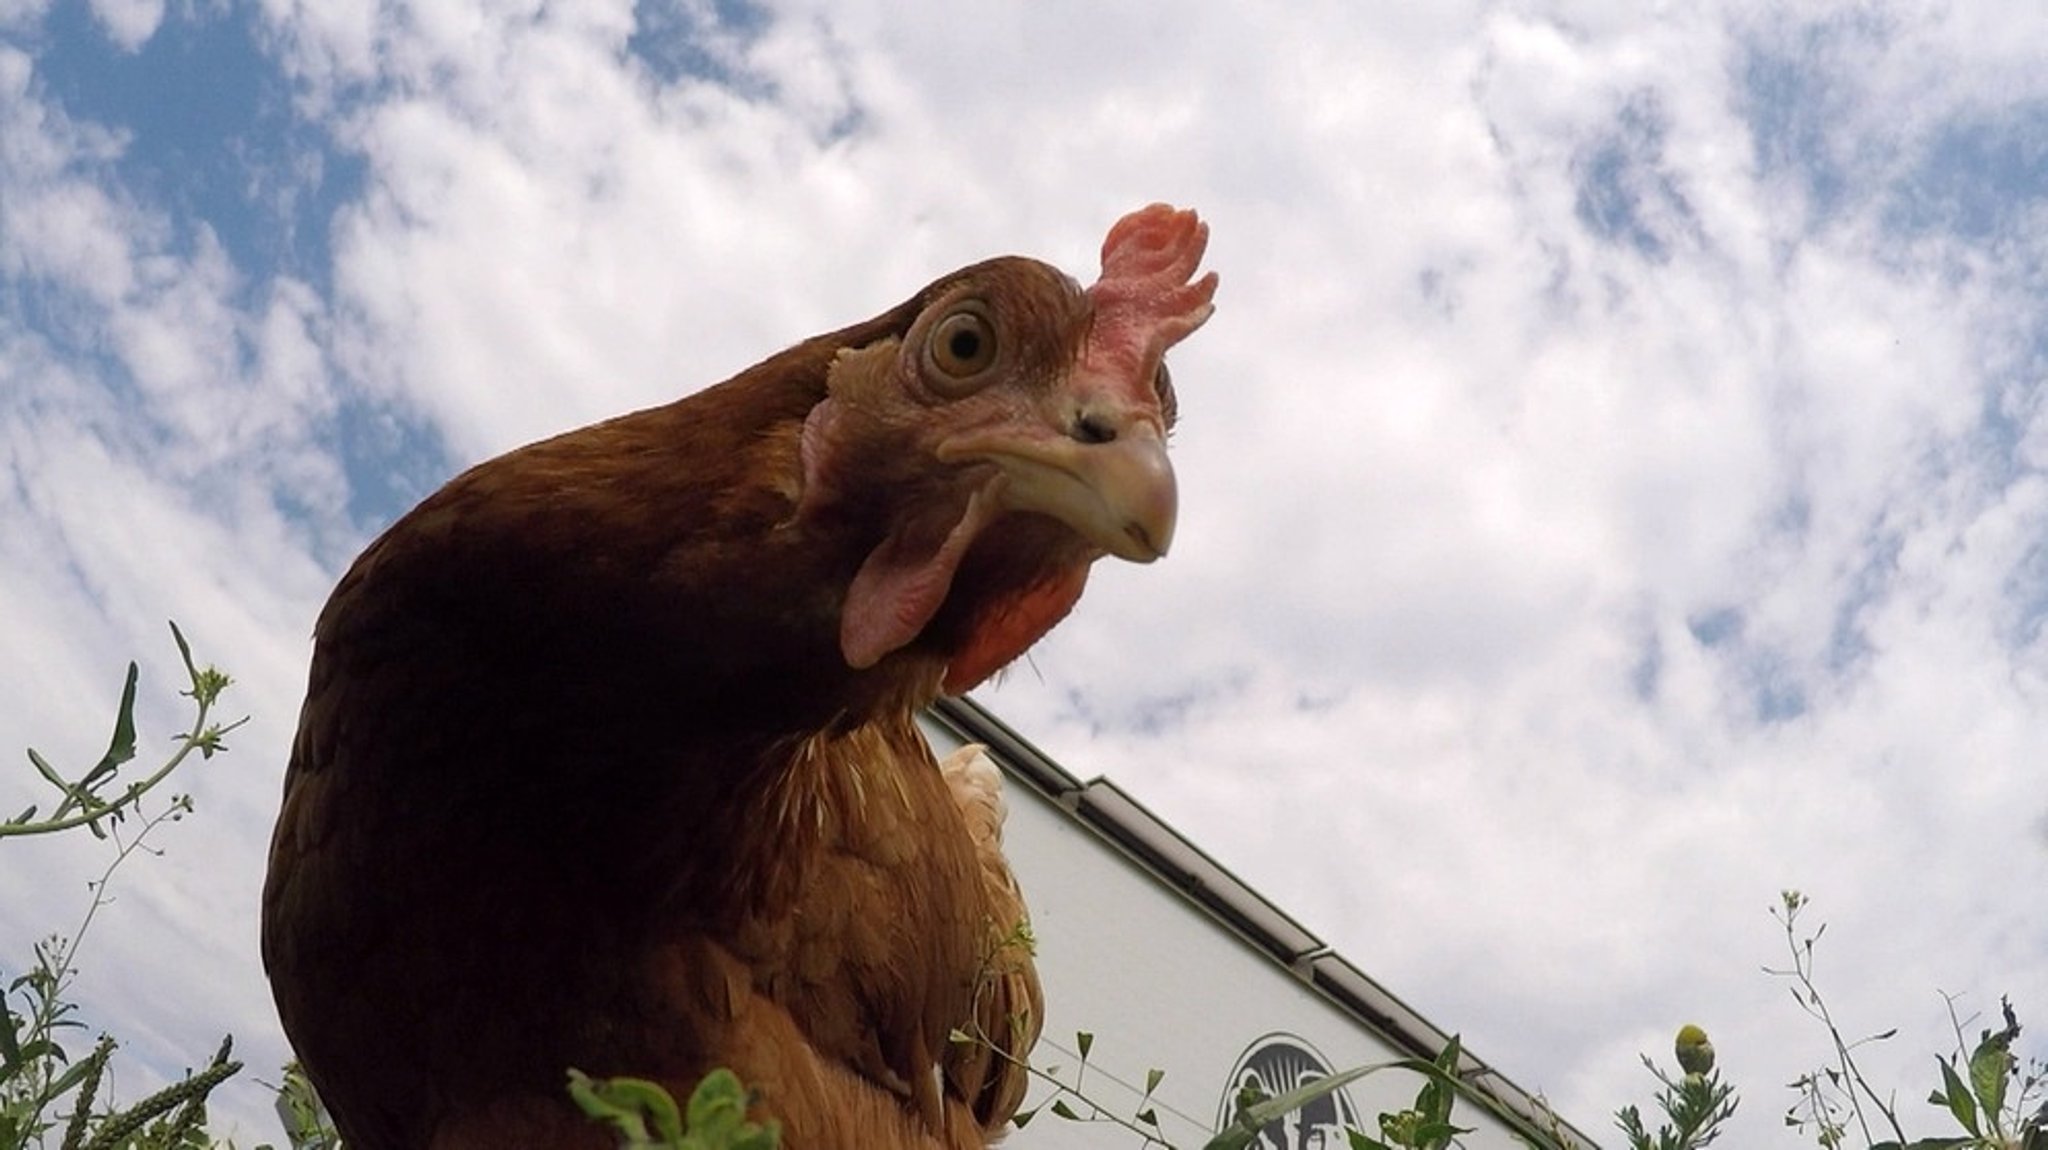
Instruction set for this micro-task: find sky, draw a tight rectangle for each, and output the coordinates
[2,0,2046,1145]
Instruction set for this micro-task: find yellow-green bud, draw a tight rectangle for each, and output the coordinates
[1675,1024,1715,1077]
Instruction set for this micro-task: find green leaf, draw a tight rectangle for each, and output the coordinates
[14,1037,62,1066]
[170,620,196,677]
[1203,1127,1257,1150]
[28,748,66,792]
[684,1068,752,1143]
[1433,1035,1463,1074]
[1418,1035,1462,1126]
[0,1007,20,1070]
[85,663,140,786]
[567,1070,655,1143]
[1409,1118,1473,1147]
[1415,1079,1450,1128]
[1934,1057,1980,1137]
[1011,1106,1037,1129]
[1220,1065,1374,1142]
[1050,1098,1082,1121]
[1969,1026,2012,1121]
[1144,1067,1165,1098]
[1075,1031,1093,1060]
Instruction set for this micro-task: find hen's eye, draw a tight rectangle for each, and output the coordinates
[945,325,984,364]
[925,307,999,390]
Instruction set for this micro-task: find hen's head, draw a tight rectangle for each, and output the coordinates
[798,204,1217,693]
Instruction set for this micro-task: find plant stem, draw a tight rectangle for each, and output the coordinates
[4,626,238,840]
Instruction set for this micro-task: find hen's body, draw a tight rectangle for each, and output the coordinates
[262,206,1215,1149]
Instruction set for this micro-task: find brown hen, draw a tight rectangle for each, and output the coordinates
[261,204,1217,1149]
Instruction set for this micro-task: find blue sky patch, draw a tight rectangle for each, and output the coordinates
[31,2,362,296]
[1887,105,2048,241]
[325,393,455,542]
[1732,14,1892,221]
[1687,605,1744,648]
[626,0,772,91]
[1572,91,1697,261]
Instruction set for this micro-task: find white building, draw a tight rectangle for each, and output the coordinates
[925,697,1599,1150]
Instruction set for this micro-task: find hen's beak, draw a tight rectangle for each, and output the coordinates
[942,411,1177,562]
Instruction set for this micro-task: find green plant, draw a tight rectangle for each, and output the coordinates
[569,1069,778,1150]
[4,623,245,842]
[2,625,247,1150]
[1921,996,2044,1150]
[1772,890,2044,1150]
[1000,1028,1175,1145]
[1773,889,1909,1149]
[264,1063,340,1150]
[1340,1036,1475,1150]
[961,1018,1486,1150]
[1614,1026,1739,1150]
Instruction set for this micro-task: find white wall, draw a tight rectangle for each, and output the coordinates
[921,717,1572,1150]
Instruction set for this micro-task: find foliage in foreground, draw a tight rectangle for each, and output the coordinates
[6,635,2047,1150]
[1610,890,2045,1150]
[1767,890,2045,1150]
[570,1035,1476,1150]
[2,624,250,1150]
[1614,1024,1739,1150]
[569,1069,779,1150]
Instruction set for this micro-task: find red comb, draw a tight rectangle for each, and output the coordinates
[1082,203,1219,386]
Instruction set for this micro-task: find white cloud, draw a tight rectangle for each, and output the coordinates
[88,0,162,53]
